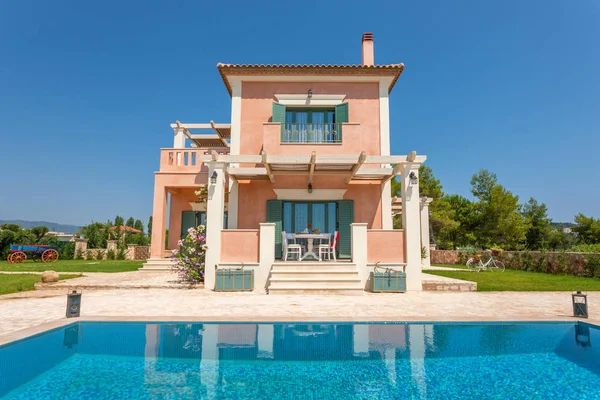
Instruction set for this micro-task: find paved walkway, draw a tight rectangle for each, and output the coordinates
[34,271,197,290]
[0,288,597,342]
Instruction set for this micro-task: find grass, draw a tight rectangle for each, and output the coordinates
[425,268,600,291]
[0,259,143,273]
[433,263,468,269]
[0,274,81,295]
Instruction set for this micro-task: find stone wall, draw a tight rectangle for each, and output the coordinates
[73,239,149,261]
[430,249,600,277]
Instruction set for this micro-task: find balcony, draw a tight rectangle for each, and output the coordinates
[281,123,342,144]
[159,149,209,172]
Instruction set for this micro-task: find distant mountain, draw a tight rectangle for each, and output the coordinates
[0,220,81,234]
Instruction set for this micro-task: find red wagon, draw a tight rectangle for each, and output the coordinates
[7,244,59,264]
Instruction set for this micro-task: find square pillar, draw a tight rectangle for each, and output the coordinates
[351,223,368,288]
[74,238,88,259]
[149,183,168,259]
[258,223,275,293]
[400,164,423,291]
[173,126,185,148]
[204,163,226,290]
[420,198,433,269]
[227,180,239,229]
[381,180,393,229]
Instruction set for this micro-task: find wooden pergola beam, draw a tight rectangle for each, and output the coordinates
[345,151,367,183]
[308,151,316,185]
[383,164,404,183]
[261,151,275,183]
[210,120,230,148]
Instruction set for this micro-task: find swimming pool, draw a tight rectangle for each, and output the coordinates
[0,321,598,399]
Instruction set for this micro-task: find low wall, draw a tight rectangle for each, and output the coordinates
[74,239,149,261]
[431,249,600,277]
[220,229,260,263]
[366,230,406,263]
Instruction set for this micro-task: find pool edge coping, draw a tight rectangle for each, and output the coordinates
[2,315,599,347]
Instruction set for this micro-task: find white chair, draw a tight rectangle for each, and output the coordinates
[282,231,302,261]
[318,231,339,261]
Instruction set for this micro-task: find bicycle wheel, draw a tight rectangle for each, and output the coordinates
[466,258,481,271]
[493,260,505,272]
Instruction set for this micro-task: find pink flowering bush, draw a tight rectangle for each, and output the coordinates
[171,225,207,283]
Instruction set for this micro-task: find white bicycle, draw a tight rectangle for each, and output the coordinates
[466,251,505,272]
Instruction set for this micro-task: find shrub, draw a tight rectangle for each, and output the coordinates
[58,242,75,260]
[583,255,600,278]
[106,249,116,260]
[570,244,600,253]
[95,249,105,260]
[116,247,127,260]
[75,248,84,260]
[171,225,207,283]
[85,250,93,260]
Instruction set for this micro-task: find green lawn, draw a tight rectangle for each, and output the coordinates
[433,263,468,269]
[0,274,81,295]
[425,269,600,291]
[0,259,143,273]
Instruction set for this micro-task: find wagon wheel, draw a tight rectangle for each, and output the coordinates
[7,253,15,264]
[42,249,59,263]
[12,251,26,263]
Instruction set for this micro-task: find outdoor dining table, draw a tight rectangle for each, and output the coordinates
[292,233,330,261]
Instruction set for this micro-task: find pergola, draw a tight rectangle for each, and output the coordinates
[198,150,426,185]
[171,120,231,150]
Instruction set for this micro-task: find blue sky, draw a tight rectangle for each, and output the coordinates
[0,0,598,226]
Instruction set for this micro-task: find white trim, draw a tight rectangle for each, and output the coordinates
[379,78,392,157]
[229,79,242,156]
[272,189,347,201]
[274,94,346,106]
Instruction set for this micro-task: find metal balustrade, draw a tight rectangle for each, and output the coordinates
[281,123,342,144]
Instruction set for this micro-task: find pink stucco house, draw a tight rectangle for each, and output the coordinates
[143,33,431,293]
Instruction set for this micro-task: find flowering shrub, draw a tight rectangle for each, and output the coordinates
[171,225,207,283]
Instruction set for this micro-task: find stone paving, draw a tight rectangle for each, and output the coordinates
[0,287,597,342]
[34,271,197,290]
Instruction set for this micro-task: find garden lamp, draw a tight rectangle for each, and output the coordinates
[210,171,218,184]
[409,171,418,185]
[572,291,588,318]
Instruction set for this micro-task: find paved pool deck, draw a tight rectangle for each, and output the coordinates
[0,283,597,345]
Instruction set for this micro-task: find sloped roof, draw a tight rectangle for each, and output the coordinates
[217,63,405,96]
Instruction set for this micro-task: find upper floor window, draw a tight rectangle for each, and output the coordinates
[273,103,348,144]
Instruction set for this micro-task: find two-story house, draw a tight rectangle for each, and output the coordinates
[143,33,431,293]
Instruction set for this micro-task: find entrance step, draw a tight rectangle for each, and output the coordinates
[140,258,176,271]
[268,262,363,294]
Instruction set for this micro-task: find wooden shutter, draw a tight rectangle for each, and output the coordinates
[266,200,283,259]
[180,211,197,240]
[335,103,348,122]
[337,200,354,259]
[272,102,286,137]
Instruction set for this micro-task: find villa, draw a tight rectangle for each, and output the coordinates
[143,33,432,293]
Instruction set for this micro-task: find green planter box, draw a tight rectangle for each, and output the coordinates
[370,271,406,293]
[215,269,254,292]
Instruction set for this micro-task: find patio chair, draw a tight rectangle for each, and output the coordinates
[282,231,302,261]
[318,231,339,261]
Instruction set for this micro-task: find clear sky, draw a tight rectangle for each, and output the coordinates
[1,0,598,226]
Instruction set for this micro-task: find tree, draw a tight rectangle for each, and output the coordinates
[572,214,600,244]
[147,216,153,237]
[470,169,529,249]
[134,219,144,233]
[125,217,135,228]
[31,226,49,241]
[522,198,552,249]
[441,194,477,249]
[0,223,21,232]
[114,216,124,227]
[78,222,108,249]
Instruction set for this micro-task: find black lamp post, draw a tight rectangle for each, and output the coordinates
[572,291,588,318]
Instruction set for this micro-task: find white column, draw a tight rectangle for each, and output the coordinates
[420,198,433,269]
[400,164,422,291]
[381,180,393,229]
[258,223,275,293]
[173,126,185,148]
[204,163,226,290]
[351,223,368,289]
[227,180,238,229]
[379,79,393,230]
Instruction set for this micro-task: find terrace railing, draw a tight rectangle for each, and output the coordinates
[281,123,342,144]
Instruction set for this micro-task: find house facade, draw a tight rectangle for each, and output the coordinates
[144,33,431,292]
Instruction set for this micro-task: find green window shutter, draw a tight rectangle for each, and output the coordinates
[181,211,197,240]
[337,200,354,259]
[272,102,286,138]
[335,103,348,123]
[266,200,283,259]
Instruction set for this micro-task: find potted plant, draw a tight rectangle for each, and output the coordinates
[490,247,503,257]
[472,253,481,263]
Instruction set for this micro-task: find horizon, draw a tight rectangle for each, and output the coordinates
[1,0,598,225]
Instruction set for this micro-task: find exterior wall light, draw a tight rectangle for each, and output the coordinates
[308,183,313,193]
[308,89,313,98]
[210,170,218,184]
[409,171,418,185]
[572,291,588,318]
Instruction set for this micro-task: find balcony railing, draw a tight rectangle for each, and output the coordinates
[281,123,342,144]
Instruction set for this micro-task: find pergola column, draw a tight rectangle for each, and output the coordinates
[204,163,226,290]
[173,125,185,148]
[227,180,238,229]
[420,197,433,269]
[149,183,168,258]
[400,163,422,291]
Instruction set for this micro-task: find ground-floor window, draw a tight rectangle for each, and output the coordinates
[282,201,337,234]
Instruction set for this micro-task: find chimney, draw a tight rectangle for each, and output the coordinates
[362,32,374,66]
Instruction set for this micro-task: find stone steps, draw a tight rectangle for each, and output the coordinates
[268,262,363,295]
[140,258,176,271]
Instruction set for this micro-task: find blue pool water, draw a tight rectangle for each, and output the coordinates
[1,322,599,399]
